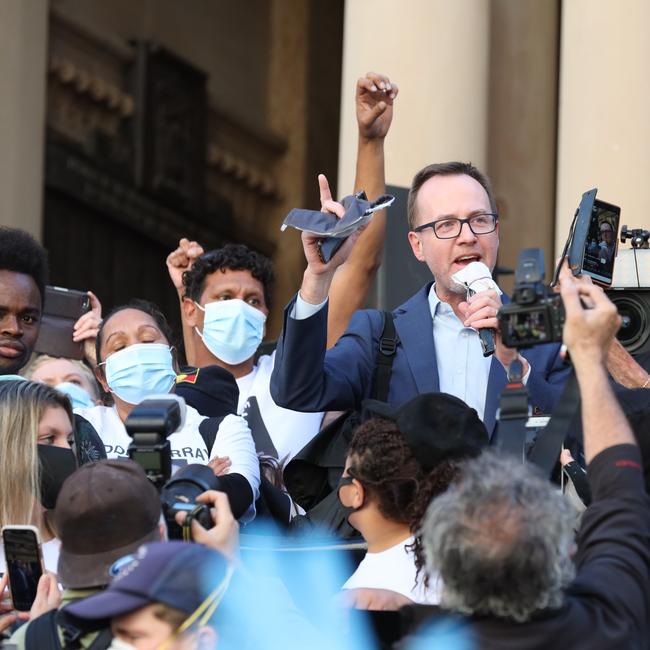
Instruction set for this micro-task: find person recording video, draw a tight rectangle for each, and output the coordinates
[413,267,650,649]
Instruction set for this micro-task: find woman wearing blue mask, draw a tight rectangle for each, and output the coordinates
[74,300,260,522]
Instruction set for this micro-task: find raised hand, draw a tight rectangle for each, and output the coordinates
[356,72,399,141]
[166,238,205,297]
[73,291,102,367]
[299,174,366,305]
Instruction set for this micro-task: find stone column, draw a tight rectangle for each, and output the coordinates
[337,0,490,192]
[556,0,650,254]
[487,0,560,288]
[0,0,48,239]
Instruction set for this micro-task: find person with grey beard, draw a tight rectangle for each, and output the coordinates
[418,266,650,650]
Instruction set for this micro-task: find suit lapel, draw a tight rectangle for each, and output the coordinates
[393,285,440,395]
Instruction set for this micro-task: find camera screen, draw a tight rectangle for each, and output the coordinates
[502,307,551,346]
[131,449,164,472]
[581,200,620,284]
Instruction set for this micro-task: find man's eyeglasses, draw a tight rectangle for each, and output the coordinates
[413,213,498,239]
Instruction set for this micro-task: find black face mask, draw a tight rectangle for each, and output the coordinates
[337,475,363,522]
[38,445,78,510]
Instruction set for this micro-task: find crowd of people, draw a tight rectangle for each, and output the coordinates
[0,71,649,649]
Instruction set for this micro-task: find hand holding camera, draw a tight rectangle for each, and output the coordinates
[174,490,239,564]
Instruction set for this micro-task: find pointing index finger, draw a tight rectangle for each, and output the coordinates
[318,174,332,206]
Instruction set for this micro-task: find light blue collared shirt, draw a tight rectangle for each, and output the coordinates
[293,287,529,423]
[428,285,493,421]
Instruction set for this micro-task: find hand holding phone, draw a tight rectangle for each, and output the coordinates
[566,189,621,287]
[34,287,91,360]
[2,526,44,612]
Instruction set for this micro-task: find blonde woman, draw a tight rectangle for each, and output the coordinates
[0,380,77,574]
[22,354,101,409]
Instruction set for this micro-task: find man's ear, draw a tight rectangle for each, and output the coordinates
[94,365,109,394]
[183,297,201,329]
[408,231,425,262]
[351,479,366,509]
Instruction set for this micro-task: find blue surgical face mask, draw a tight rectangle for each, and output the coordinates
[56,381,95,409]
[103,343,176,405]
[195,299,266,366]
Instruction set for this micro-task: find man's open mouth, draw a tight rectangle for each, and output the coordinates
[453,255,482,267]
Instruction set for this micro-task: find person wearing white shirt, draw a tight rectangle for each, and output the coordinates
[338,396,488,608]
[81,300,259,522]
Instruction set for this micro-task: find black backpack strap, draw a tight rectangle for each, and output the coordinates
[493,381,531,459]
[198,415,226,455]
[528,371,580,476]
[25,610,62,650]
[371,311,398,402]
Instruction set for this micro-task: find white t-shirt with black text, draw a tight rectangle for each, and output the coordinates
[237,351,323,462]
[74,404,260,520]
[342,535,441,605]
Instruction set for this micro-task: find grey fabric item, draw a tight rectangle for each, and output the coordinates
[281,191,394,262]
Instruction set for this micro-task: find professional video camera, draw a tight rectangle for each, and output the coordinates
[498,248,564,348]
[499,187,627,350]
[125,396,219,540]
[607,225,650,355]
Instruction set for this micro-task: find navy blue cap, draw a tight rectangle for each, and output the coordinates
[64,541,229,622]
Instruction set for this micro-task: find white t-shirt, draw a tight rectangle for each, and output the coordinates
[0,537,60,575]
[237,351,323,462]
[342,536,441,605]
[74,404,261,520]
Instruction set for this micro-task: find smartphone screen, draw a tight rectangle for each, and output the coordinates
[2,527,43,611]
[580,199,621,286]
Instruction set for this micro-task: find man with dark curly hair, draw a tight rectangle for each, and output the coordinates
[165,72,399,467]
[337,393,488,608]
[0,227,49,375]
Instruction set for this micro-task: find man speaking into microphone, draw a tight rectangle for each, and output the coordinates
[271,162,570,435]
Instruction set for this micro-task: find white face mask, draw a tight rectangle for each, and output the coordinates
[195,299,266,365]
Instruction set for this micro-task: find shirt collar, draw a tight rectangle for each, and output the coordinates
[427,283,455,318]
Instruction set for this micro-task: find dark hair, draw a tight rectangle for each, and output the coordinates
[346,418,460,587]
[406,162,497,230]
[0,227,49,303]
[182,244,275,309]
[95,299,175,364]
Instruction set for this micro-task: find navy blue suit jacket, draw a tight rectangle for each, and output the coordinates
[270,283,570,436]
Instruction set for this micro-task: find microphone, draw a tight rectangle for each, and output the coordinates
[451,261,502,358]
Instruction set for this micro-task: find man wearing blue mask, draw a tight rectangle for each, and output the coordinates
[166,72,400,466]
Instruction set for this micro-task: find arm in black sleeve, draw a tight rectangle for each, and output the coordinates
[215,473,254,520]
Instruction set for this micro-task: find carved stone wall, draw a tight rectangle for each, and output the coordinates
[44,1,343,337]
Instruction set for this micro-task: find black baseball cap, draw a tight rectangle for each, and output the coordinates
[362,393,489,472]
[176,365,239,418]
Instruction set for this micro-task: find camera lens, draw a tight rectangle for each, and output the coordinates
[610,295,649,353]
